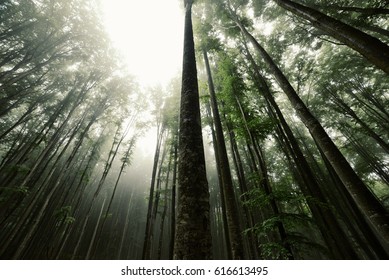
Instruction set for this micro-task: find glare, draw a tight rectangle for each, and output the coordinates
[101,0,184,87]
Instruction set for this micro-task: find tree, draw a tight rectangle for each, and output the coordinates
[0,0,141,259]
[174,0,212,259]
[203,48,244,259]
[1,0,388,260]
[271,0,389,74]
[222,5,389,255]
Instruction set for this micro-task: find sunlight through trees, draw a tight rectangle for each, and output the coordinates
[0,0,388,260]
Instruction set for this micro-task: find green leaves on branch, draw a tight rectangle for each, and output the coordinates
[54,206,75,225]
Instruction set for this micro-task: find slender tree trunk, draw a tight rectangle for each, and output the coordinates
[272,0,389,74]
[169,132,178,260]
[242,41,364,258]
[89,137,136,259]
[54,138,103,259]
[85,196,107,260]
[312,5,389,16]
[224,116,260,259]
[205,101,233,259]
[312,134,388,259]
[235,20,389,254]
[234,92,294,258]
[157,143,174,259]
[71,125,123,259]
[149,141,169,259]
[203,49,244,259]
[117,189,135,259]
[343,128,389,185]
[143,127,165,259]
[362,25,389,39]
[174,0,212,260]
[326,88,389,153]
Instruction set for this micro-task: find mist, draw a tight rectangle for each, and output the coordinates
[1,0,388,260]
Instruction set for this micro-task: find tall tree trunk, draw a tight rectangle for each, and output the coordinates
[273,0,389,74]
[234,93,294,259]
[117,188,135,259]
[169,132,178,260]
[311,5,389,16]
[205,101,232,259]
[235,19,389,255]
[325,88,389,153]
[203,49,244,259]
[89,137,136,259]
[224,117,260,259]
[242,41,362,258]
[142,127,165,259]
[54,137,103,259]
[149,140,169,259]
[157,143,174,259]
[174,0,212,260]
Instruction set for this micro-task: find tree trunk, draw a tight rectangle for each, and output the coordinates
[235,20,389,255]
[142,127,165,259]
[205,101,233,259]
[273,0,389,74]
[174,0,212,260]
[157,143,174,259]
[326,88,389,153]
[203,49,244,259]
[241,40,370,258]
[312,5,389,16]
[169,132,178,260]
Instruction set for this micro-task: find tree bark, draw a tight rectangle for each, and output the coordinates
[174,0,212,260]
[203,49,244,259]
[234,19,389,255]
[142,127,165,259]
[169,132,178,260]
[273,0,389,74]
[313,5,389,16]
[205,101,232,259]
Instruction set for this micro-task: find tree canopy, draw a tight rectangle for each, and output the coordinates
[0,0,388,260]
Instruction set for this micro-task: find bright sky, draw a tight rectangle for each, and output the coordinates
[101,0,184,87]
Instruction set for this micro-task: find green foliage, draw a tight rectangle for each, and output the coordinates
[0,185,29,196]
[64,216,76,225]
[245,113,277,140]
[54,206,75,225]
[15,185,29,194]
[194,20,222,52]
[5,164,31,175]
[103,213,113,219]
[259,242,292,260]
[242,184,327,259]
[215,53,246,97]
[1,0,387,260]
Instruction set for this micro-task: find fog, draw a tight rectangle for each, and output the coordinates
[1,0,388,260]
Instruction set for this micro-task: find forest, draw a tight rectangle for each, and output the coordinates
[0,0,388,260]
